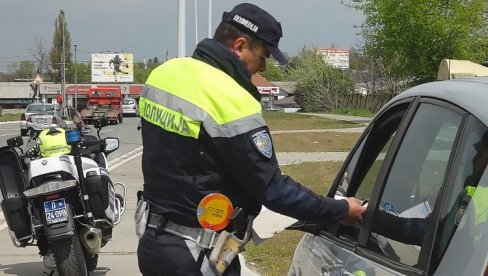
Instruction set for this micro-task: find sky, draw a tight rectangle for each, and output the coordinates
[0,0,365,73]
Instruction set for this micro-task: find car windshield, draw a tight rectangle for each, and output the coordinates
[123,99,134,105]
[27,104,55,112]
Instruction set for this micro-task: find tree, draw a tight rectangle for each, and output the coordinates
[260,60,286,81]
[49,12,73,83]
[28,37,49,77]
[347,0,488,82]
[349,47,410,96]
[133,61,159,83]
[287,47,354,112]
[73,62,91,83]
[7,60,36,80]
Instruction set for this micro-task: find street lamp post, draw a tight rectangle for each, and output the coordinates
[60,10,66,114]
[208,0,212,38]
[74,44,78,110]
[178,0,186,57]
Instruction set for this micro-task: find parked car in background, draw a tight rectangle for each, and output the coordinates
[25,108,67,137]
[288,77,488,276]
[121,97,139,116]
[20,102,59,136]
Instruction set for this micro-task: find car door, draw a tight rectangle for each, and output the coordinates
[304,96,471,275]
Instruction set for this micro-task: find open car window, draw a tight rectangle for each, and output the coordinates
[368,102,462,267]
[334,100,413,201]
[329,97,472,274]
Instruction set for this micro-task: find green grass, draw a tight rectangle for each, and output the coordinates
[0,113,22,122]
[330,108,375,117]
[272,132,360,152]
[263,111,361,130]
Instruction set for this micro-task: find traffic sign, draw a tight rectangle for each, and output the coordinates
[32,74,43,84]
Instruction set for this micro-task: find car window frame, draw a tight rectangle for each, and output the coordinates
[356,97,467,274]
[318,96,424,275]
[423,114,486,274]
[321,96,471,275]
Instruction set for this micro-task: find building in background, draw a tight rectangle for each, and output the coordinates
[317,48,349,70]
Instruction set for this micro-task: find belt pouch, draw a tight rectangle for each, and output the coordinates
[208,231,241,276]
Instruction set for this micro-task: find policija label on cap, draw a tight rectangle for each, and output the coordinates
[196,193,233,231]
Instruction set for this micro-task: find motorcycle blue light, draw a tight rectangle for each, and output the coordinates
[65,129,81,145]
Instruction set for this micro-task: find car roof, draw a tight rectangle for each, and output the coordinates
[384,77,488,125]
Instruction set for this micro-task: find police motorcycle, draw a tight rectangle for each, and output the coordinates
[0,117,127,276]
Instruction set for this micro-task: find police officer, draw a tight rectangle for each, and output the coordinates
[137,3,366,275]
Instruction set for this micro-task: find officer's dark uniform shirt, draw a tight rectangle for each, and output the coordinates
[140,38,348,230]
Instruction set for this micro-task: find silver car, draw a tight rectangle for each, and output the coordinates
[288,77,488,276]
[21,102,65,136]
[121,98,139,116]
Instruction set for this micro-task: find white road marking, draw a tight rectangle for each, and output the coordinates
[0,211,6,231]
[108,146,143,171]
[0,133,19,137]
[101,128,115,133]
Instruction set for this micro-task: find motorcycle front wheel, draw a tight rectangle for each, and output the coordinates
[51,232,88,276]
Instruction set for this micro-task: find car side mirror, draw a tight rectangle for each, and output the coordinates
[7,136,23,147]
[104,137,119,155]
[93,117,109,129]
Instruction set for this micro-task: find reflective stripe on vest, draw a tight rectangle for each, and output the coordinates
[140,57,265,138]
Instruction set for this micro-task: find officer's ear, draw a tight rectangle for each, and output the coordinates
[231,37,248,58]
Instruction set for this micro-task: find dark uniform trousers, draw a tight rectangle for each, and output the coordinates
[138,227,241,276]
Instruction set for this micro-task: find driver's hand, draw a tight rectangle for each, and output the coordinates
[341,197,367,226]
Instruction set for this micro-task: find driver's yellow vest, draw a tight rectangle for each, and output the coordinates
[465,185,488,227]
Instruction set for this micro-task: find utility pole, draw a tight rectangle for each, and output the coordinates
[60,10,66,113]
[194,0,198,45]
[208,0,212,38]
[74,44,78,110]
[178,0,186,57]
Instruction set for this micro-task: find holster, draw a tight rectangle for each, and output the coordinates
[134,194,149,239]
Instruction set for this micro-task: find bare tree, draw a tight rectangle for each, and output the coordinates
[28,37,49,76]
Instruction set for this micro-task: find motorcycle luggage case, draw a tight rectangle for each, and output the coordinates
[85,174,110,217]
[1,196,32,241]
[0,146,27,198]
[0,146,32,241]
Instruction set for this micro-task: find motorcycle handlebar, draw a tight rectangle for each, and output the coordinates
[81,139,106,147]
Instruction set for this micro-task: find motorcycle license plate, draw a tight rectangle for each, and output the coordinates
[44,198,68,225]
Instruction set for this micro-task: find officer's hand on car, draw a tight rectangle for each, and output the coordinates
[341,197,367,226]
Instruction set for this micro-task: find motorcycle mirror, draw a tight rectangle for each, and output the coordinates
[104,137,119,155]
[7,136,23,147]
[93,117,109,129]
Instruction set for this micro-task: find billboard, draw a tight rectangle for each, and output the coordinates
[91,53,134,83]
[258,87,280,94]
[317,48,349,70]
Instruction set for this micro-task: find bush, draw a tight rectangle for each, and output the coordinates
[0,106,3,116]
